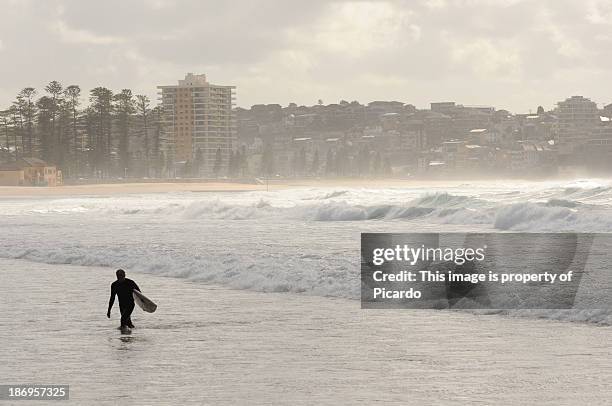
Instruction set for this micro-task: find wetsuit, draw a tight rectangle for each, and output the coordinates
[109,278,140,328]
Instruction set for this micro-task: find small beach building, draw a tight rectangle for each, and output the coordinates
[0,158,59,186]
[0,163,25,186]
[20,157,58,186]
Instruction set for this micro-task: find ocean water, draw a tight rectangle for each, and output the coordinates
[1,179,612,325]
[4,259,611,405]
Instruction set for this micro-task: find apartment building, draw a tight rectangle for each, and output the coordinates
[555,96,599,154]
[158,73,236,175]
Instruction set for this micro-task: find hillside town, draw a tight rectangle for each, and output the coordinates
[1,73,612,186]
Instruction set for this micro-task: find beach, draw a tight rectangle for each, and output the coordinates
[0,178,539,197]
[0,181,270,197]
[1,258,611,405]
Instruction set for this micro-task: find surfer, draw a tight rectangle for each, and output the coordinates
[107,269,141,329]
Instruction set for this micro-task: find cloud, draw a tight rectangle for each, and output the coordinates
[0,0,611,112]
[51,21,125,45]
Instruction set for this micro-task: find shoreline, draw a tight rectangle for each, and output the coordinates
[2,258,611,404]
[1,177,609,197]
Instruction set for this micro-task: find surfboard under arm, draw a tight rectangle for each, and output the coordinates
[133,290,157,313]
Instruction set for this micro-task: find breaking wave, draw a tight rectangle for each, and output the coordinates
[2,182,612,326]
[144,192,612,232]
[3,244,610,326]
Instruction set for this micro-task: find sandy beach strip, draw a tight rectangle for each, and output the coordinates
[0,177,534,197]
[1,258,611,405]
[0,181,271,197]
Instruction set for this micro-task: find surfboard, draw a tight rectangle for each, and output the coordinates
[133,290,157,313]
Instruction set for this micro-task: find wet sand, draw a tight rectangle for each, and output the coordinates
[1,258,611,405]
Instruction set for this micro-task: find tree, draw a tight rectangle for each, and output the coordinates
[290,150,298,176]
[89,87,114,176]
[537,105,545,115]
[213,147,222,177]
[232,149,243,178]
[136,95,150,176]
[297,147,306,176]
[151,106,163,177]
[8,105,23,157]
[310,148,319,175]
[45,81,64,165]
[18,88,37,156]
[157,151,165,178]
[114,89,135,176]
[36,96,54,162]
[64,85,81,175]
[325,149,334,175]
[239,144,248,176]
[0,110,11,154]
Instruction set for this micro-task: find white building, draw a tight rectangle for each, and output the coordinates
[555,96,599,154]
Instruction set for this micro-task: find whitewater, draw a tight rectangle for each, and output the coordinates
[1,179,611,325]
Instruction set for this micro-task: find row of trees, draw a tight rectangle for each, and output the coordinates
[1,82,394,180]
[0,82,165,178]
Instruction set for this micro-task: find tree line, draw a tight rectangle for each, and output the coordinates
[0,82,165,178]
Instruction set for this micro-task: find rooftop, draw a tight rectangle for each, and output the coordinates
[20,157,50,167]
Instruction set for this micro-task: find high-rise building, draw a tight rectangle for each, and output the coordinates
[555,96,599,152]
[158,73,236,175]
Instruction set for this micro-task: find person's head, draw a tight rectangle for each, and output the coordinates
[116,269,126,280]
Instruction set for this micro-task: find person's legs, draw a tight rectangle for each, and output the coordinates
[120,303,135,328]
[123,303,135,328]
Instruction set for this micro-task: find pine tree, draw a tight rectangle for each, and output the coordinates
[113,89,135,176]
[64,85,81,176]
[325,149,334,175]
[0,110,11,155]
[17,88,37,156]
[136,95,150,176]
[45,81,64,166]
[298,147,306,176]
[310,149,319,175]
[89,87,114,176]
[8,105,23,157]
[36,96,54,162]
[151,106,162,177]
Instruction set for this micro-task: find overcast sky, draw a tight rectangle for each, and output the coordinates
[1,0,611,112]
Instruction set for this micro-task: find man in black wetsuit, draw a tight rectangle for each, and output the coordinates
[107,269,141,329]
